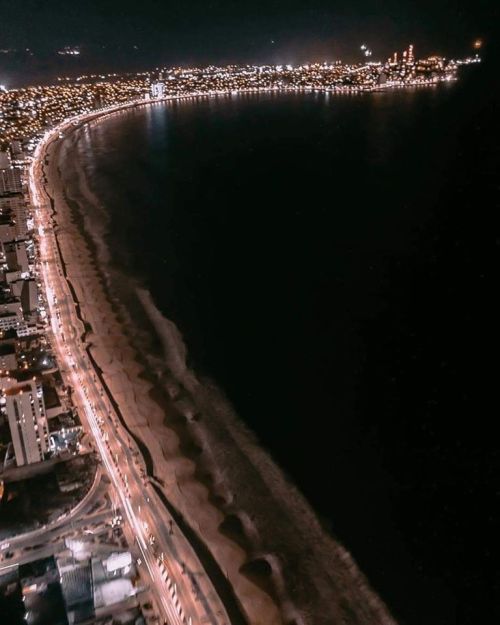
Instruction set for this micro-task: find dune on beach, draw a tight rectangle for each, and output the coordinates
[40,112,398,625]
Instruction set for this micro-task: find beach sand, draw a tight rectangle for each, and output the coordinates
[39,109,398,625]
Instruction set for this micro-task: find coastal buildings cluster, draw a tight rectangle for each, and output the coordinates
[0,78,147,146]
[0,46,480,146]
[0,95,225,623]
[0,133,149,625]
[0,147,83,472]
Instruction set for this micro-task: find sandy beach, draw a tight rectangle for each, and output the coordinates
[36,102,398,625]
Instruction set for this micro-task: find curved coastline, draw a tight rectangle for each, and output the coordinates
[31,96,398,625]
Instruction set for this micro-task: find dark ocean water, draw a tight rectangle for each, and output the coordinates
[67,62,498,625]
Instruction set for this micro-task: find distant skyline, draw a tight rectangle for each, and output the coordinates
[1,0,493,67]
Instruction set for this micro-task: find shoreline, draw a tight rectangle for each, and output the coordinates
[31,96,398,625]
[35,108,278,625]
[52,143,252,625]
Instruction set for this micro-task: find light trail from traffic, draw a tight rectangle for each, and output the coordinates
[29,109,230,625]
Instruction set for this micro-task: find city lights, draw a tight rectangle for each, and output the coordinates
[0,47,477,148]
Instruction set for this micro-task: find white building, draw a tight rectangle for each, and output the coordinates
[5,379,49,466]
[151,81,165,99]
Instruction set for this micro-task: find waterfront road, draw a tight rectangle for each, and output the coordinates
[29,120,231,625]
[0,509,113,571]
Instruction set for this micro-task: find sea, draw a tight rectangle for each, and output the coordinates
[58,60,497,625]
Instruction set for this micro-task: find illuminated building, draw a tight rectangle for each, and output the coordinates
[151,73,165,99]
[4,379,49,466]
[0,51,475,146]
[20,278,38,316]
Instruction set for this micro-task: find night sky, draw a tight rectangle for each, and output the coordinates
[0,0,495,79]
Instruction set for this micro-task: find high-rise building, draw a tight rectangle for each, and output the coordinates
[151,74,165,99]
[5,379,49,466]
